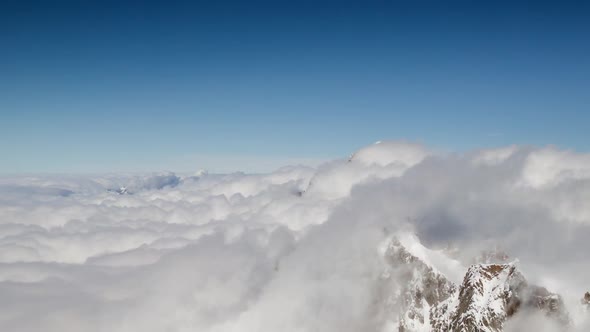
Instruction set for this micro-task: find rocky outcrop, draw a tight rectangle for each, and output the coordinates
[447,264,520,331]
[384,238,456,331]
[432,264,569,331]
[383,238,570,331]
[520,284,569,325]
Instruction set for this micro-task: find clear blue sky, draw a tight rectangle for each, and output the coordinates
[1,1,589,173]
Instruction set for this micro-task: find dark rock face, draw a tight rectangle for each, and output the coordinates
[583,292,590,311]
[445,264,568,331]
[384,239,570,331]
[384,239,456,332]
[521,285,569,325]
[447,264,521,332]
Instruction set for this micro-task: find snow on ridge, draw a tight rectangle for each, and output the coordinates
[382,236,571,332]
[396,232,465,284]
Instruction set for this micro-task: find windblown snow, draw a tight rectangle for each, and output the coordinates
[1,141,590,331]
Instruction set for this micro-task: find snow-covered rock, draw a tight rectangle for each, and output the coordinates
[383,237,457,331]
[381,237,570,331]
[443,264,523,331]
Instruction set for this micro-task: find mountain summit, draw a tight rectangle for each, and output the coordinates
[382,236,569,331]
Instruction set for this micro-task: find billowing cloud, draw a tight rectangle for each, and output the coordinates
[0,141,589,331]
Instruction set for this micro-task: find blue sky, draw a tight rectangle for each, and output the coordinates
[1,1,589,173]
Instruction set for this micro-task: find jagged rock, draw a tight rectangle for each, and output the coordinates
[583,292,590,310]
[437,264,568,331]
[430,264,520,331]
[383,238,456,331]
[521,285,569,325]
[383,238,570,331]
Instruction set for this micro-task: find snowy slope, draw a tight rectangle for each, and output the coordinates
[380,236,569,331]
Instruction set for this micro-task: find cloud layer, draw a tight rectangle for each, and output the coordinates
[0,141,589,331]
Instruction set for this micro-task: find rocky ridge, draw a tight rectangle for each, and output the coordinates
[382,236,570,331]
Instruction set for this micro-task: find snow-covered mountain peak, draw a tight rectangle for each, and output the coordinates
[447,263,522,332]
[380,237,570,331]
[381,236,456,332]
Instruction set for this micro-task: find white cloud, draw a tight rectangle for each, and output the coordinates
[0,141,589,331]
[520,147,590,188]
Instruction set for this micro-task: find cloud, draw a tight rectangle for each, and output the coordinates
[148,154,330,174]
[0,141,589,331]
[520,147,590,188]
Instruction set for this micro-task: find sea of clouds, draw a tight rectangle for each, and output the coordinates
[0,141,589,331]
